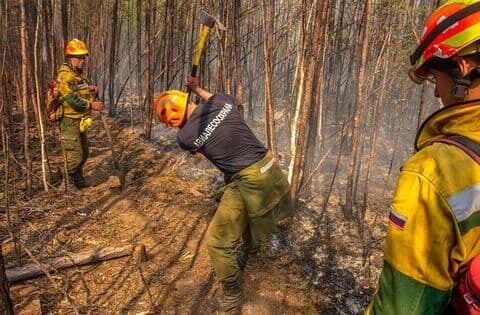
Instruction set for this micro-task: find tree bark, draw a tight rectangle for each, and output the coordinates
[290,0,326,204]
[108,0,119,116]
[145,0,154,139]
[262,0,277,157]
[233,0,245,116]
[0,246,13,315]
[20,0,32,195]
[34,0,50,191]
[345,0,373,218]
[136,0,143,123]
[61,0,69,44]
[6,245,136,282]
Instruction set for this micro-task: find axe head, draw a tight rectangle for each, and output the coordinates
[199,11,216,28]
[199,10,227,31]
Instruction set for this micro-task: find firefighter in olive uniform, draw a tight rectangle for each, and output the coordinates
[153,76,293,313]
[56,39,104,191]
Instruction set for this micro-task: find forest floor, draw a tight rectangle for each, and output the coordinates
[1,111,392,314]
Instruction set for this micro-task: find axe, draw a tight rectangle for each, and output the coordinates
[190,11,224,79]
[182,11,224,121]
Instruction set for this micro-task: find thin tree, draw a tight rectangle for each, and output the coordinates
[20,0,32,195]
[136,0,143,122]
[0,245,13,314]
[345,0,373,218]
[34,0,50,191]
[145,0,154,139]
[108,0,119,116]
[290,0,326,204]
[233,0,245,115]
[262,0,277,156]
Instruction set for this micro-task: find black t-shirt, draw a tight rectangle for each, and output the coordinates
[177,93,267,175]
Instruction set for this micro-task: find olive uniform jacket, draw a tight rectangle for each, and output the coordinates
[366,102,480,314]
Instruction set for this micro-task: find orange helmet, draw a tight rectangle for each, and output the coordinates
[409,0,480,84]
[153,90,188,127]
[65,39,89,57]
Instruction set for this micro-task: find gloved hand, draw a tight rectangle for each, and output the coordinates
[88,85,99,95]
[91,101,104,112]
[186,75,200,91]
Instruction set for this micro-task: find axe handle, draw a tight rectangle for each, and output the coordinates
[191,65,198,77]
[191,25,211,77]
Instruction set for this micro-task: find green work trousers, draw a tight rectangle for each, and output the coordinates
[206,153,292,282]
[60,117,89,174]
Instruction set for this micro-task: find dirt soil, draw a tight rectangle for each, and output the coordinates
[2,116,330,314]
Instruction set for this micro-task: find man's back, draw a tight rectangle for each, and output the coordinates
[177,93,267,176]
[368,102,480,314]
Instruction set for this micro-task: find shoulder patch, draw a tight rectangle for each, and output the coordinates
[389,207,407,229]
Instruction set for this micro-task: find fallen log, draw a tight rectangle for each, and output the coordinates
[6,245,140,282]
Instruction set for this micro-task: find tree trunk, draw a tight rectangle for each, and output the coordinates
[288,0,307,183]
[108,0,119,116]
[34,0,50,191]
[20,0,32,195]
[136,0,143,123]
[0,245,13,315]
[345,0,372,218]
[262,0,277,157]
[145,0,154,139]
[61,0,69,44]
[304,3,329,188]
[290,0,326,204]
[233,0,244,116]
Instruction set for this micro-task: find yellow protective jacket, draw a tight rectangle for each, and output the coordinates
[56,63,94,119]
[366,101,480,314]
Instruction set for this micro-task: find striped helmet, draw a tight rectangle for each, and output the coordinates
[409,0,480,84]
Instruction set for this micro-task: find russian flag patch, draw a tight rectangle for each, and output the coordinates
[389,208,407,229]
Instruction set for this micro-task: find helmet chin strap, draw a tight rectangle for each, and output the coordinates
[452,78,471,99]
[448,66,471,100]
[450,57,480,100]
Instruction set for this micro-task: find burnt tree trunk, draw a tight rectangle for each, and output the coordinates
[290,0,326,204]
[262,0,277,156]
[108,0,119,116]
[0,245,13,315]
[345,0,372,218]
[145,0,154,139]
[233,0,244,115]
[20,0,32,195]
[136,0,143,122]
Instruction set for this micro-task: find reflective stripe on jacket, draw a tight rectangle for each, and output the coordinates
[366,102,480,314]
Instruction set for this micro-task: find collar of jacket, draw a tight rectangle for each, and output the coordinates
[415,100,480,151]
[59,62,82,75]
[59,63,73,71]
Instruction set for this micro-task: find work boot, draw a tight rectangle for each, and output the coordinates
[237,246,251,271]
[72,170,88,188]
[208,279,243,313]
[60,174,82,195]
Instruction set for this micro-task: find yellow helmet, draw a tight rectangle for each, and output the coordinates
[153,90,188,127]
[65,39,89,57]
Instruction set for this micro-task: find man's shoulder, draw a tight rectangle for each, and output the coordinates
[57,64,76,81]
[405,141,474,171]
[402,141,480,195]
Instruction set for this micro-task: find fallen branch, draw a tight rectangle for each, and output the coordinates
[6,245,136,283]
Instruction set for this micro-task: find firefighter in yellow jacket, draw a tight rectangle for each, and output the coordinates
[57,39,104,191]
[367,1,480,314]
